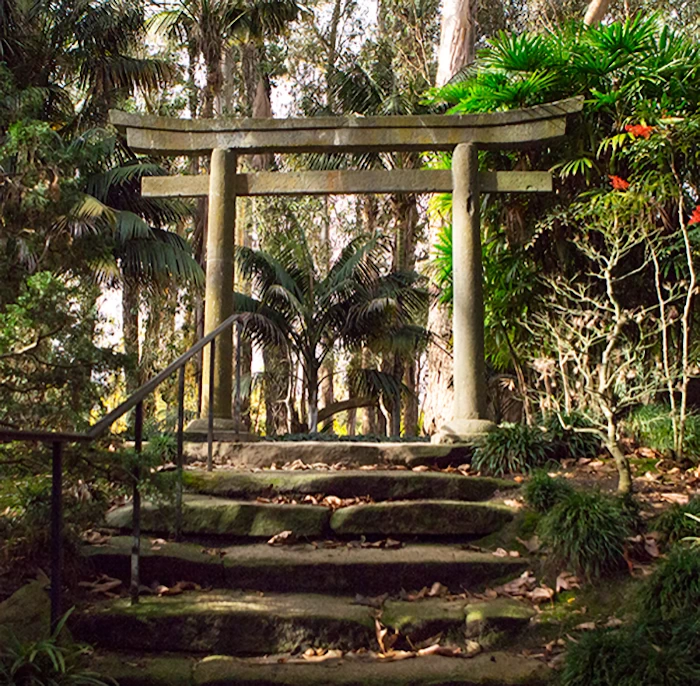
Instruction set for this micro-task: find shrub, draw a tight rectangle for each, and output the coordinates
[538,490,632,579]
[0,611,111,686]
[543,412,601,459]
[638,545,700,623]
[653,498,700,544]
[472,423,555,477]
[561,619,700,686]
[523,470,574,513]
[627,403,700,458]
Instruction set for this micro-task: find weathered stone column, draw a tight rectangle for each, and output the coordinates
[201,148,236,423]
[436,142,495,441]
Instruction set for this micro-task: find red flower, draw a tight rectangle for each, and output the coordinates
[625,123,654,139]
[609,175,630,191]
[689,206,700,225]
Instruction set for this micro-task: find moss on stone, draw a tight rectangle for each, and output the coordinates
[465,598,535,638]
[73,592,375,655]
[105,495,330,538]
[382,598,467,642]
[330,500,514,536]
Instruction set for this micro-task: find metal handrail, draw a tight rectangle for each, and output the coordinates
[0,312,244,629]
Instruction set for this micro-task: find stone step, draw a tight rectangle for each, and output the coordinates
[181,441,475,470]
[183,469,513,502]
[73,592,534,657]
[91,651,549,686]
[105,496,515,539]
[73,592,375,656]
[83,537,528,594]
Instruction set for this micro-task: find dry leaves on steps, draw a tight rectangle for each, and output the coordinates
[81,530,111,546]
[78,575,122,597]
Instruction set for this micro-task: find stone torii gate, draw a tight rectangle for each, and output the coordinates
[111,97,581,442]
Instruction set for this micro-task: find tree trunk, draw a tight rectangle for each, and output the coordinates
[307,363,319,432]
[583,0,611,25]
[436,0,478,87]
[122,279,140,395]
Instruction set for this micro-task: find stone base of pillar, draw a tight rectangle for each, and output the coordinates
[185,417,258,442]
[431,419,497,444]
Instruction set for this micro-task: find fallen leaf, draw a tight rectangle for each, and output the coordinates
[556,572,581,593]
[267,530,297,546]
[411,465,430,472]
[428,582,447,597]
[574,622,597,631]
[78,576,122,595]
[81,530,111,546]
[517,536,541,553]
[492,548,508,558]
[528,585,555,604]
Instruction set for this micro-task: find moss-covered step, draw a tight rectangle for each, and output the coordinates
[105,495,329,538]
[83,537,528,594]
[91,651,550,686]
[72,592,376,655]
[183,469,514,502]
[465,598,536,639]
[330,500,515,537]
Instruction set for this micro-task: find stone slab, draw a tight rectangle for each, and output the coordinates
[83,537,529,594]
[110,98,583,133]
[465,599,536,638]
[330,501,514,537]
[193,653,550,685]
[142,170,552,198]
[91,651,550,686]
[382,599,468,642]
[182,441,475,469]
[182,469,514,502]
[105,495,329,538]
[72,592,376,655]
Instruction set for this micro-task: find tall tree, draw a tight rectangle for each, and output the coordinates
[424,0,477,436]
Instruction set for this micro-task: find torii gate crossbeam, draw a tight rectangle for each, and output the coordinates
[110,97,582,442]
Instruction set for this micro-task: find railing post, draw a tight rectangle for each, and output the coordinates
[235,320,242,432]
[50,440,63,633]
[130,401,143,605]
[207,339,215,472]
[176,365,185,540]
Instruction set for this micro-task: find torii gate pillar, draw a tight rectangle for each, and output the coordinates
[195,148,237,429]
[436,143,495,442]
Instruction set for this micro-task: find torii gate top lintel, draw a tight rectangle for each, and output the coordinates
[109,97,583,155]
[114,98,582,442]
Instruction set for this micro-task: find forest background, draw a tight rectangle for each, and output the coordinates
[3,0,700,478]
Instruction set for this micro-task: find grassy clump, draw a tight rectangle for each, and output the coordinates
[638,545,700,622]
[627,403,700,458]
[523,470,574,513]
[538,490,633,580]
[563,545,700,686]
[0,611,111,686]
[653,498,700,544]
[562,618,700,686]
[472,423,555,477]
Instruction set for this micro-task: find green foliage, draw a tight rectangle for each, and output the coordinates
[523,470,574,513]
[627,404,700,458]
[235,230,428,431]
[653,498,700,544]
[538,490,632,579]
[472,423,554,477]
[543,412,601,460]
[0,272,120,430]
[0,610,111,686]
[561,618,700,686]
[638,545,700,622]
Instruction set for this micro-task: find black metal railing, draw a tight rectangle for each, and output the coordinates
[0,312,245,628]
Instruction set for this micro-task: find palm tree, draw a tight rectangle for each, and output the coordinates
[235,231,427,432]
